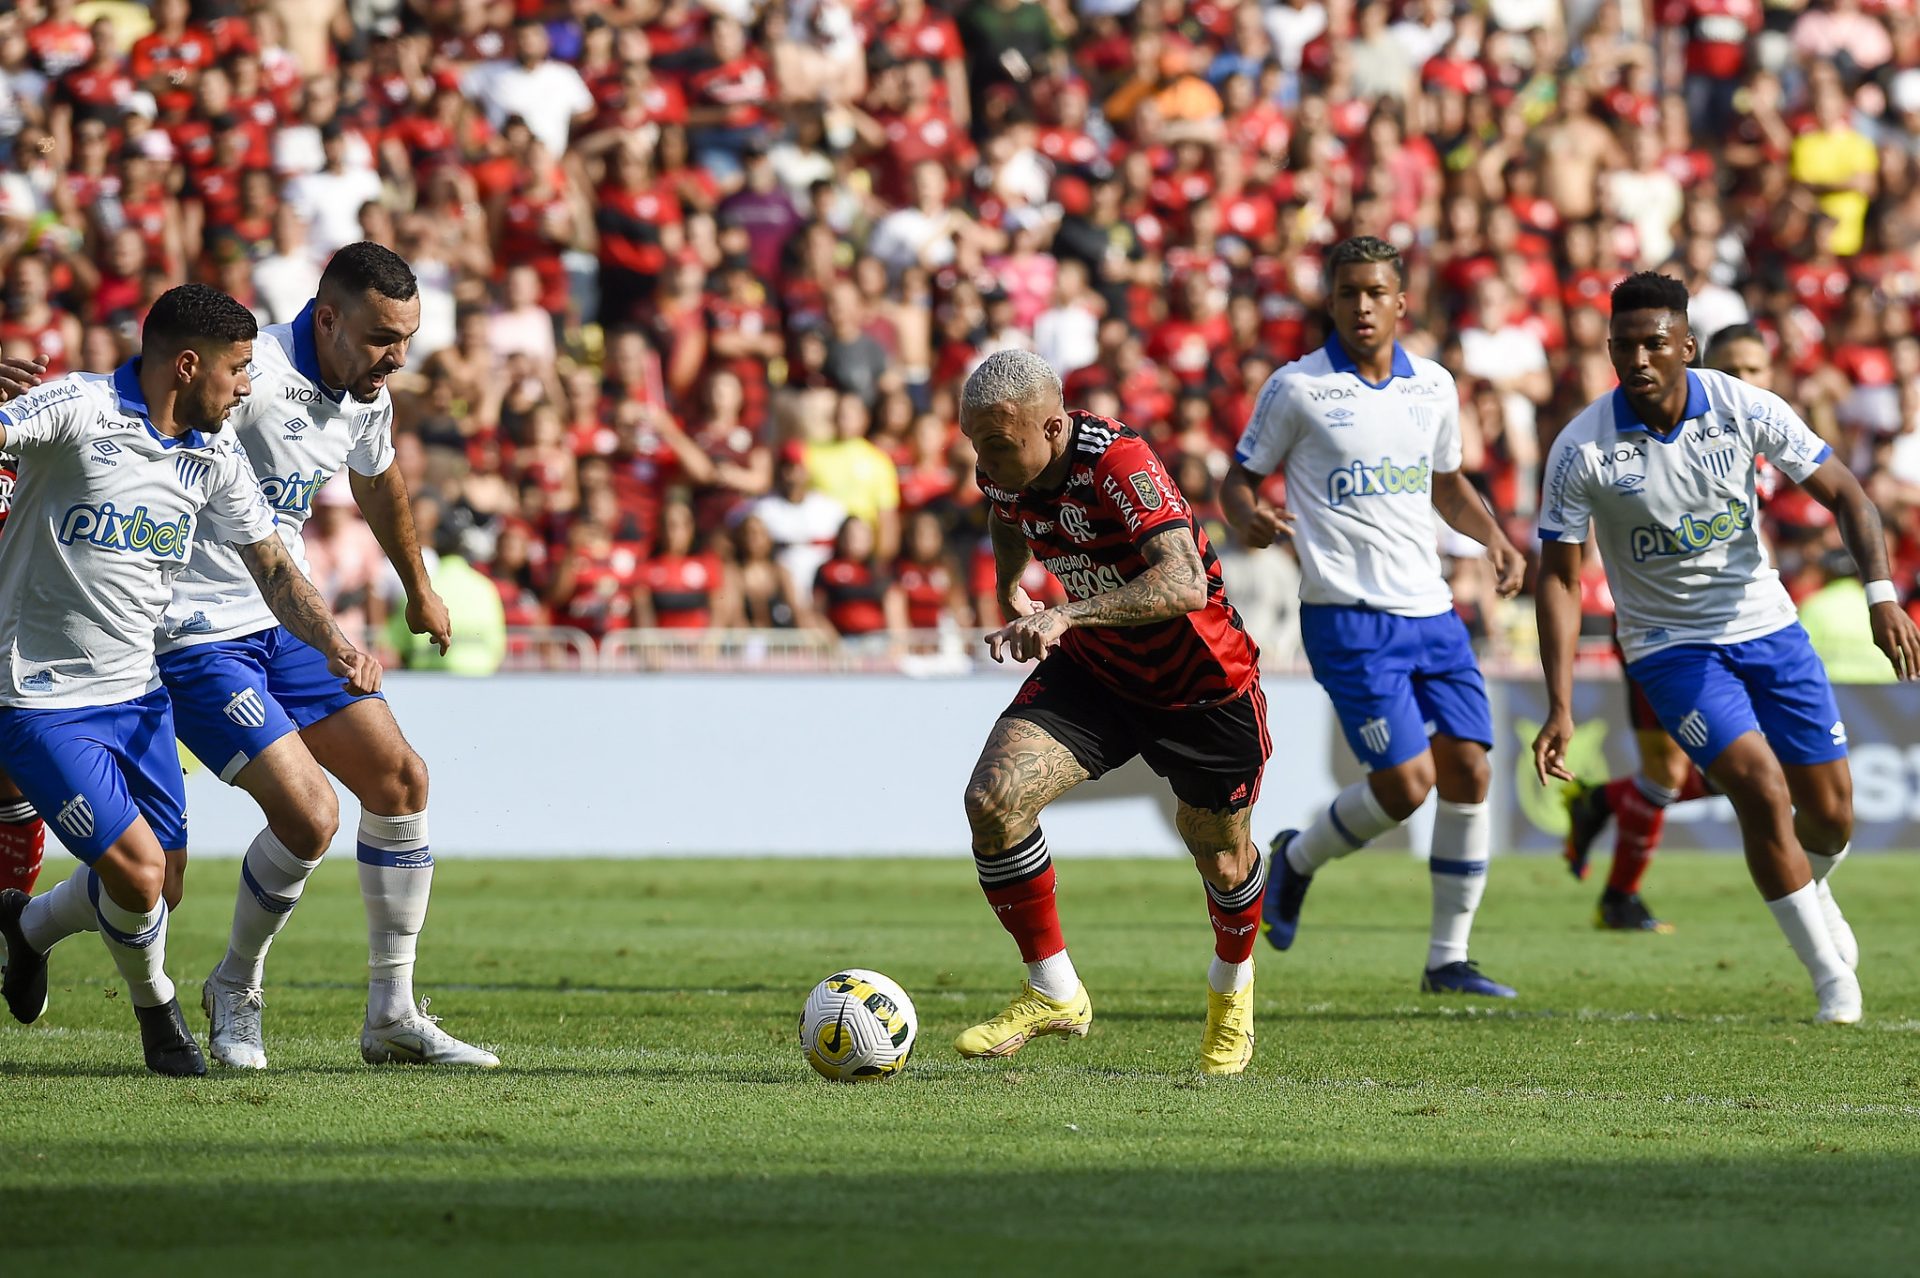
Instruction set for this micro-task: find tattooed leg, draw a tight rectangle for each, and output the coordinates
[962,717,1090,856]
[1176,802,1258,892]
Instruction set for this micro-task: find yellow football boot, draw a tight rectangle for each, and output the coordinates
[1200,974,1255,1075]
[953,982,1091,1058]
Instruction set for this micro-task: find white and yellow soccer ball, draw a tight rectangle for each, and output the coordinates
[799,969,918,1082]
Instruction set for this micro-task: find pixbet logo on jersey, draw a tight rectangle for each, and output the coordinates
[1326,456,1431,507]
[1629,498,1753,562]
[57,501,192,559]
[260,468,327,513]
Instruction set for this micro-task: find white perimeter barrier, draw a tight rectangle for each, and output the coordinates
[180,674,1343,858]
[179,673,1920,857]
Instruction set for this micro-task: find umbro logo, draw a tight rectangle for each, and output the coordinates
[1614,473,1646,492]
[1326,408,1355,422]
[282,418,309,434]
[1831,720,1848,746]
[91,440,121,465]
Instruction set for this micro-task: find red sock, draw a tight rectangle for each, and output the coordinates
[1678,768,1710,803]
[1605,778,1667,895]
[1205,858,1267,963]
[975,829,1065,962]
[0,802,44,894]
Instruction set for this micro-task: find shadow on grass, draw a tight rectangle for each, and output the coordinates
[8,1156,1917,1277]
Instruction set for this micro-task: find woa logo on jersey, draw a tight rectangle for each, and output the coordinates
[1326,456,1432,507]
[57,501,192,559]
[1629,498,1753,562]
[260,468,328,513]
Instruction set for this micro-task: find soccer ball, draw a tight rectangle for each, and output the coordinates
[799,969,918,1082]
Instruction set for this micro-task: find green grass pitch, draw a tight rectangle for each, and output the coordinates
[5,852,1920,1276]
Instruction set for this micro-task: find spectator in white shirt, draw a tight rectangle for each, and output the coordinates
[253,203,324,324]
[462,18,595,158]
[281,123,383,257]
[1458,275,1550,510]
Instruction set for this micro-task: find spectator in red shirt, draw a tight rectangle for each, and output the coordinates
[815,515,905,637]
[637,500,739,629]
[894,508,970,629]
[685,16,771,189]
[130,0,216,120]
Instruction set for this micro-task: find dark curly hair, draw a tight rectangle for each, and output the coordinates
[143,284,258,355]
[1610,271,1691,319]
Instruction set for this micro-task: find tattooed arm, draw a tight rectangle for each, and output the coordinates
[988,510,1039,622]
[985,526,1207,664]
[239,536,384,694]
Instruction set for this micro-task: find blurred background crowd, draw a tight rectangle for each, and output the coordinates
[2,0,1919,672]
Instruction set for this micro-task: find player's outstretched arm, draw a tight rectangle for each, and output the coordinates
[239,535,384,695]
[1532,538,1584,786]
[1799,455,1920,680]
[1220,462,1292,549]
[351,463,451,654]
[985,525,1207,664]
[1432,468,1524,597]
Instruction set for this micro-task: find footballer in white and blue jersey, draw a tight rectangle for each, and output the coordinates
[1222,236,1527,998]
[141,243,494,1071]
[0,286,376,1076]
[1534,272,1920,1025]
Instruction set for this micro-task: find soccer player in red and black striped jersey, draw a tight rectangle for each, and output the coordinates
[0,353,48,894]
[954,349,1270,1076]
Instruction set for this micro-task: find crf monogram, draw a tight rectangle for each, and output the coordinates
[1629,498,1752,562]
[1327,457,1431,506]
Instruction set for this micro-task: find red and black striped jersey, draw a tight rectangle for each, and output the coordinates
[980,412,1259,708]
[0,453,14,533]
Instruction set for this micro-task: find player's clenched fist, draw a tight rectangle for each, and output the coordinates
[329,646,384,696]
[1239,503,1294,549]
[986,608,1070,664]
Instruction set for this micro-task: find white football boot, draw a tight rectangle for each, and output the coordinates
[361,997,501,1067]
[202,970,269,1070]
[1815,969,1862,1025]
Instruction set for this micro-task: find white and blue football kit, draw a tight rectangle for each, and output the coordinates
[1235,337,1492,771]
[156,301,396,782]
[0,364,278,860]
[1539,369,1844,770]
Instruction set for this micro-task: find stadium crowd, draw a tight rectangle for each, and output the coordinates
[3,0,1920,667]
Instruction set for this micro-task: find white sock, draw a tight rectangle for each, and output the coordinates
[1806,845,1846,885]
[1026,950,1079,1001]
[217,828,323,989]
[1427,799,1491,969]
[357,809,433,1024]
[1289,779,1399,874]
[1765,882,1849,988]
[89,876,174,1008]
[21,863,99,953]
[1208,956,1253,994]
[1634,774,1680,807]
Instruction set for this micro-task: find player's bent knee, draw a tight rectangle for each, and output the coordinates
[96,847,165,913]
[392,749,430,812]
[1371,756,1435,821]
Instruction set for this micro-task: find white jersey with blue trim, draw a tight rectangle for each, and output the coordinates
[1538,368,1831,662]
[0,364,278,708]
[1234,338,1463,617]
[160,300,396,651]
